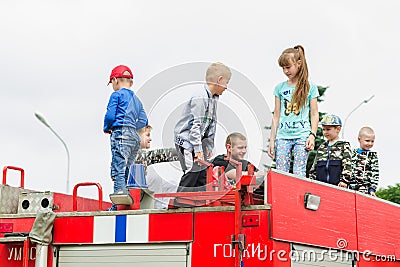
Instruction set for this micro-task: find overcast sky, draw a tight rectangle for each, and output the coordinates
[1,0,399,199]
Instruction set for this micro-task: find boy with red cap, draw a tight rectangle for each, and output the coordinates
[104,65,148,210]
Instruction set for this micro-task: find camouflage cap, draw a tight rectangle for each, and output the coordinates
[321,114,342,126]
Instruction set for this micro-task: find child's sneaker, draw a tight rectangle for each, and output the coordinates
[109,188,133,205]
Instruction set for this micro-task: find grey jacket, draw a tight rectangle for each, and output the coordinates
[174,84,218,153]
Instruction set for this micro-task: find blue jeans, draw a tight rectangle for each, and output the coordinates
[110,127,140,193]
[275,137,309,177]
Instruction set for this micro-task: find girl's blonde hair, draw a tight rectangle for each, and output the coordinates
[278,45,310,109]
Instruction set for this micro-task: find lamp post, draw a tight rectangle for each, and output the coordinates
[342,95,375,139]
[34,112,70,194]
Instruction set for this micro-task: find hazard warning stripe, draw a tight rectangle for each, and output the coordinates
[93,214,149,243]
[115,215,127,242]
[148,213,193,242]
[53,212,193,244]
[53,216,95,244]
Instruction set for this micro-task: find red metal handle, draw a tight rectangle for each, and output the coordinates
[2,166,25,188]
[224,158,243,190]
[195,159,216,192]
[72,182,103,211]
[247,163,254,176]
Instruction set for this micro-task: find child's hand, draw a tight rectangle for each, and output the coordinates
[268,141,275,158]
[194,151,204,161]
[305,135,315,151]
[338,182,348,188]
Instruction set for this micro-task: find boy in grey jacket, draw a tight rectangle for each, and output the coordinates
[174,62,231,191]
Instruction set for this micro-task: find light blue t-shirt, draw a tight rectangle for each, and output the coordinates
[274,81,319,139]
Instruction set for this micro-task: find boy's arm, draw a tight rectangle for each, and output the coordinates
[348,149,357,189]
[103,92,118,133]
[189,96,207,153]
[308,154,317,180]
[308,144,323,180]
[146,148,179,165]
[306,98,319,150]
[340,142,353,185]
[225,169,236,180]
[203,109,216,158]
[254,169,265,178]
[135,149,151,167]
[136,99,148,130]
[225,169,265,180]
[369,152,380,194]
[135,148,178,166]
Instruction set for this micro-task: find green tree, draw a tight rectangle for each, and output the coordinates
[376,184,400,204]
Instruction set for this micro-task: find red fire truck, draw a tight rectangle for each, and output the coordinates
[0,163,399,267]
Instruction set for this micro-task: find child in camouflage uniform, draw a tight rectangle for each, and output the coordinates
[309,114,352,188]
[350,127,379,196]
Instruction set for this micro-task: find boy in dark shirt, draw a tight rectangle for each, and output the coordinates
[213,132,263,187]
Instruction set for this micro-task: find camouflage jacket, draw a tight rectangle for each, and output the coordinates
[350,149,379,193]
[309,140,352,184]
[135,148,179,174]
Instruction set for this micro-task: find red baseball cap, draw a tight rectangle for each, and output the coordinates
[108,65,133,85]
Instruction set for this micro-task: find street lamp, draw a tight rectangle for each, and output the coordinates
[34,112,70,194]
[342,95,375,138]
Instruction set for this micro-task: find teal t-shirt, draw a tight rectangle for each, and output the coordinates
[274,81,319,139]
